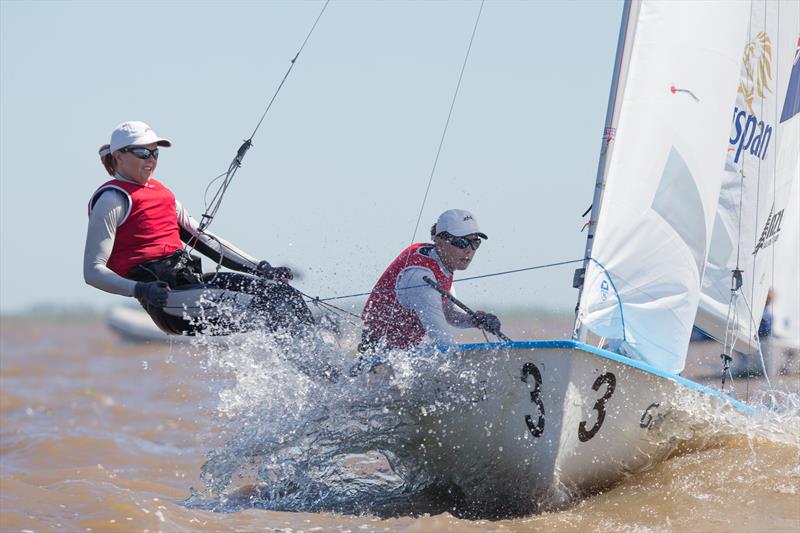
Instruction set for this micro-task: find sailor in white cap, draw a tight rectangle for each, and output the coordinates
[84,121,312,336]
[359,209,501,352]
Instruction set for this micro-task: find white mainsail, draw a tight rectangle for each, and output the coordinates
[577,0,750,374]
[695,0,800,354]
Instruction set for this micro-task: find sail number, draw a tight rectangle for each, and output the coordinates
[578,372,616,442]
[521,363,545,437]
[520,364,617,442]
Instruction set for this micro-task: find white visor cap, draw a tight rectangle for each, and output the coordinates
[109,121,172,153]
[434,209,487,239]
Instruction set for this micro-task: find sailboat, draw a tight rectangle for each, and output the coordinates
[402,0,800,513]
[106,304,194,343]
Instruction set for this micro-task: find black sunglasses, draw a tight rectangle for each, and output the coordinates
[120,147,159,160]
[444,234,482,250]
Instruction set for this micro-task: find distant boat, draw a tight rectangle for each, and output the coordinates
[395,0,799,513]
[106,305,193,343]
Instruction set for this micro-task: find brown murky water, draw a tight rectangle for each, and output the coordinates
[1,317,798,532]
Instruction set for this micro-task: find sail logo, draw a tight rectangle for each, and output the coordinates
[739,32,773,115]
[729,32,774,164]
[729,107,772,163]
[752,203,784,255]
[599,280,609,302]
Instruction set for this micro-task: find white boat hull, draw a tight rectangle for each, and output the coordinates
[106,305,192,343]
[413,340,747,513]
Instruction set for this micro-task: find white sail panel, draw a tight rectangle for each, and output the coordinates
[578,0,750,374]
[695,0,800,353]
[772,177,800,346]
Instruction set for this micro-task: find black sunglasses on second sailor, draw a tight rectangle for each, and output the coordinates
[443,233,482,250]
[121,147,159,160]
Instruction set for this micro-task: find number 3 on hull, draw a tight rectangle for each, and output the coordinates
[415,341,749,515]
[578,371,616,442]
[521,362,617,443]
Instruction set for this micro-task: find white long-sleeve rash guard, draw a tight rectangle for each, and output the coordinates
[394,247,473,345]
[83,177,259,297]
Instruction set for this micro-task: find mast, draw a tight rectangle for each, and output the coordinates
[572,0,636,341]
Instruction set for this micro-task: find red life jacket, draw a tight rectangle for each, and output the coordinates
[88,178,182,277]
[361,243,453,349]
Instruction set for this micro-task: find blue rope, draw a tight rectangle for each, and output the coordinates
[586,257,627,342]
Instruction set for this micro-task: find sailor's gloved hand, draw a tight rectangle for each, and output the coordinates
[134,281,169,308]
[257,260,293,283]
[472,311,502,334]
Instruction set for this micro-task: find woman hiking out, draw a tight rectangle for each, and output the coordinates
[84,121,313,336]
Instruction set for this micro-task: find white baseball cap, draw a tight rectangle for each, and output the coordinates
[434,209,487,239]
[109,121,172,153]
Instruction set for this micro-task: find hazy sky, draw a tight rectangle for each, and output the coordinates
[0,0,623,315]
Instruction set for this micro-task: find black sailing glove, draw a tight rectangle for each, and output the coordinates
[134,281,169,307]
[472,311,502,335]
[257,260,293,283]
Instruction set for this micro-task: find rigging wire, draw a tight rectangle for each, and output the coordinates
[732,5,779,402]
[196,0,331,234]
[721,4,781,396]
[297,287,363,323]
[720,8,750,391]
[297,258,584,327]
[739,291,776,400]
[319,2,489,325]
[307,258,584,303]
[408,0,485,245]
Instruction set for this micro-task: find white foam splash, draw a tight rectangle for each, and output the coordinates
[187,318,800,517]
